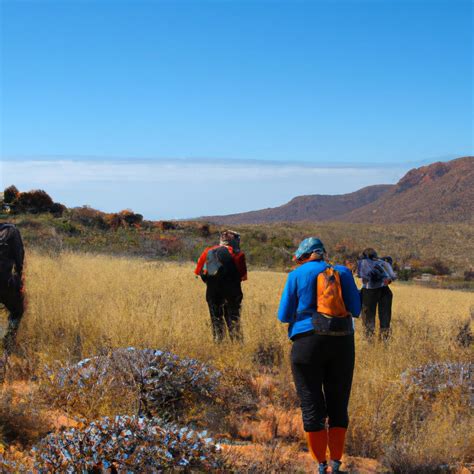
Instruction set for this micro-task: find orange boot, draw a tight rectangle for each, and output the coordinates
[328,427,346,472]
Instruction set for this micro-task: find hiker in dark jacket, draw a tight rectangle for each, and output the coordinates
[357,248,396,340]
[194,230,247,342]
[278,238,361,474]
[0,223,25,354]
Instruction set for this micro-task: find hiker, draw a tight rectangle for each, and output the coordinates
[194,230,247,342]
[278,238,361,474]
[0,223,25,355]
[357,248,397,340]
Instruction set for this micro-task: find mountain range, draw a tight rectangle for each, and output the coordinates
[204,156,473,224]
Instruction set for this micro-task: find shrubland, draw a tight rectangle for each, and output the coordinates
[2,185,473,286]
[2,209,474,282]
[0,251,472,472]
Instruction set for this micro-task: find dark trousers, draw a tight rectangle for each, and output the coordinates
[361,286,392,339]
[206,282,243,342]
[291,333,355,432]
[0,274,25,354]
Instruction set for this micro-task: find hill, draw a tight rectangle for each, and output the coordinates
[205,157,473,224]
[341,156,474,223]
[204,184,393,224]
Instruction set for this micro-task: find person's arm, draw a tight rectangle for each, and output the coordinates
[278,273,298,323]
[384,261,397,281]
[11,227,24,278]
[236,252,247,281]
[337,266,362,317]
[194,249,208,276]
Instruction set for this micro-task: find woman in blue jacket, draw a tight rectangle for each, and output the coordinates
[278,238,361,474]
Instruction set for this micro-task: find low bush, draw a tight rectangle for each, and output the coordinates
[14,190,54,214]
[3,185,19,204]
[401,361,472,399]
[398,267,414,281]
[199,223,211,237]
[49,202,66,217]
[33,415,226,472]
[105,210,143,229]
[70,206,108,229]
[42,347,221,421]
[156,220,177,231]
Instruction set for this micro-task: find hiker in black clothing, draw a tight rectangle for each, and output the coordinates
[0,223,25,354]
[194,230,247,342]
[357,248,396,340]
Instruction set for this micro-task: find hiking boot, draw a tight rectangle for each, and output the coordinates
[318,462,328,474]
[330,459,343,473]
[380,328,391,342]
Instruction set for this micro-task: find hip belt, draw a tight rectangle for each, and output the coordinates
[297,311,354,337]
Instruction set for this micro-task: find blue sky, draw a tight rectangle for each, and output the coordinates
[0,0,472,218]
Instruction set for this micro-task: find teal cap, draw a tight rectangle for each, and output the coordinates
[294,237,326,260]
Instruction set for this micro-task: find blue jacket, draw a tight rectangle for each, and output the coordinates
[278,261,361,339]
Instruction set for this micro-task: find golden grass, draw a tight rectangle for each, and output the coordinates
[2,251,473,469]
[15,251,472,362]
[16,252,289,366]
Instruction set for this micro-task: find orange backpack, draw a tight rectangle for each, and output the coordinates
[316,266,349,318]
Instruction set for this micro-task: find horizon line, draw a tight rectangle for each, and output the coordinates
[0,153,463,169]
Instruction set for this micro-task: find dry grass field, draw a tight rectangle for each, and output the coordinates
[1,251,473,472]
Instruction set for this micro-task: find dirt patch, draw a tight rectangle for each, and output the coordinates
[223,442,388,473]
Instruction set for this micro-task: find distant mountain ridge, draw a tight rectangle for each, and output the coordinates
[341,156,473,223]
[204,184,393,224]
[204,157,473,224]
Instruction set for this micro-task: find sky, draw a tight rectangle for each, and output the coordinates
[0,0,472,219]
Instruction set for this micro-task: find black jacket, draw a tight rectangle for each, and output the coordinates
[0,223,24,278]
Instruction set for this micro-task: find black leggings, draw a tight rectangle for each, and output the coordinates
[0,274,25,354]
[207,296,242,342]
[361,286,392,337]
[206,281,243,342]
[291,333,355,432]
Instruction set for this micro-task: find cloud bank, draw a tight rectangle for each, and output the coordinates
[1,159,409,219]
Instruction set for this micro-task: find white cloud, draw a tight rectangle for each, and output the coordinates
[0,158,408,219]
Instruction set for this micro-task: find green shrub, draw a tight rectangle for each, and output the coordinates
[14,190,54,214]
[3,185,19,204]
